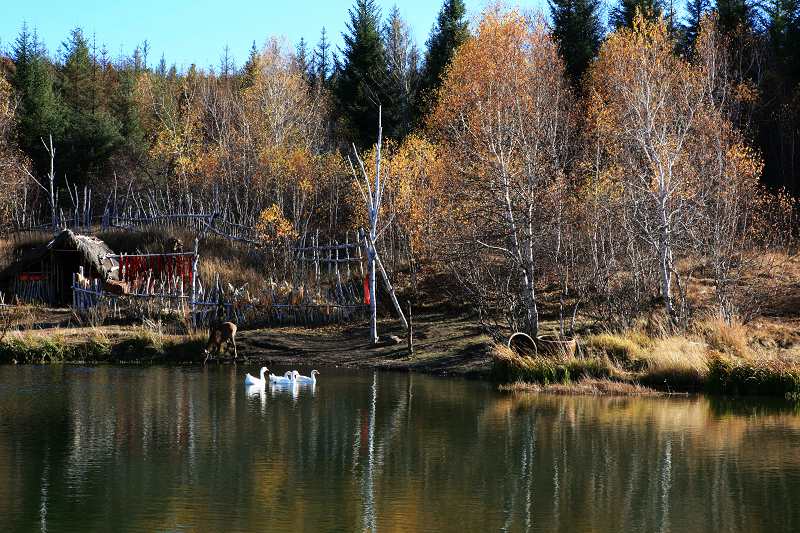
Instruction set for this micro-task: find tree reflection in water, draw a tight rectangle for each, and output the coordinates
[0,366,799,532]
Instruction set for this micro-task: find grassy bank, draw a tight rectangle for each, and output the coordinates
[493,316,800,399]
[0,327,205,364]
[0,313,493,374]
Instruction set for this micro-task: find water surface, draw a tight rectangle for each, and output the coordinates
[1,365,799,532]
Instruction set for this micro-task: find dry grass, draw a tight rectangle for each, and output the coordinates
[584,330,651,363]
[638,336,710,389]
[709,354,800,399]
[0,327,112,363]
[0,321,206,364]
[199,255,266,291]
[500,378,662,396]
[491,344,615,384]
[694,314,751,358]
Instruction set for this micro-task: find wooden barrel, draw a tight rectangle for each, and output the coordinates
[536,335,578,358]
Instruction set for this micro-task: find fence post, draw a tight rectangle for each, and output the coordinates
[345,231,351,280]
[314,229,320,296]
[191,238,199,331]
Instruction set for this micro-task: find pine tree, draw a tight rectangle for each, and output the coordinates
[314,28,332,87]
[334,0,389,149]
[549,0,603,86]
[383,6,419,139]
[240,41,259,90]
[295,37,313,85]
[682,0,710,55]
[609,0,663,29]
[759,0,800,193]
[59,27,122,185]
[156,53,168,77]
[112,62,147,165]
[11,24,64,175]
[60,28,93,110]
[220,45,234,78]
[418,0,469,117]
[765,0,800,66]
[715,0,753,35]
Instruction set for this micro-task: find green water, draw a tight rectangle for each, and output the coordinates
[1,365,799,532]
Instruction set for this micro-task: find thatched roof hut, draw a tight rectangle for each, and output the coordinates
[0,230,119,305]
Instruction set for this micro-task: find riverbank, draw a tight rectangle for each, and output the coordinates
[0,312,494,375]
[3,309,800,398]
[492,315,800,399]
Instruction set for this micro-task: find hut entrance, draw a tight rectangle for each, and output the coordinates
[51,249,82,304]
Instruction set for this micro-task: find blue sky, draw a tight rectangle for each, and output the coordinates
[0,0,549,71]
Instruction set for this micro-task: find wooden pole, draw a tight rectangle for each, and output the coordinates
[191,238,199,331]
[365,230,408,330]
[407,300,414,357]
[350,107,383,345]
[345,231,352,280]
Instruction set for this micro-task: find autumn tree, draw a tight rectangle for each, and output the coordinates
[0,74,29,226]
[585,13,764,321]
[429,9,576,335]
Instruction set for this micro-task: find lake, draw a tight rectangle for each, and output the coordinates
[1,365,799,532]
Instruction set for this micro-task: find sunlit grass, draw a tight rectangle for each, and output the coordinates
[492,344,614,385]
[500,378,661,396]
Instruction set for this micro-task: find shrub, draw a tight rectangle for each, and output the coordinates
[707,356,800,399]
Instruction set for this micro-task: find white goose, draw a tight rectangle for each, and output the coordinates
[244,367,268,387]
[294,370,319,385]
[269,371,295,386]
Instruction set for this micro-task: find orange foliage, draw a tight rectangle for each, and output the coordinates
[256,204,298,243]
[0,76,28,225]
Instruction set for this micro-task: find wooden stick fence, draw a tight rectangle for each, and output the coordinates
[71,241,369,329]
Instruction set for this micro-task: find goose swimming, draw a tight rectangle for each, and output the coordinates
[294,370,319,385]
[244,367,268,387]
[269,370,295,386]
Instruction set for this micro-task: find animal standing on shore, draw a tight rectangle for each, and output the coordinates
[204,322,238,365]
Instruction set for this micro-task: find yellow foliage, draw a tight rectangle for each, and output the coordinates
[256,204,298,243]
[0,76,28,225]
[427,6,574,253]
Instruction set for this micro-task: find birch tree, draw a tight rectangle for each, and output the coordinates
[585,13,765,323]
[429,10,576,336]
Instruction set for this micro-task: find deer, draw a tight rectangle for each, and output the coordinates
[203,321,238,365]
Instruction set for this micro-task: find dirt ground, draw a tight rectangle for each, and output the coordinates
[1,305,495,376]
[233,312,493,376]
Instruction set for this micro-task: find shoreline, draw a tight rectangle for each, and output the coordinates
[0,313,494,377]
[2,312,800,400]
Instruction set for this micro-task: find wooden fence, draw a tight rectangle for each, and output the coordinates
[71,242,369,329]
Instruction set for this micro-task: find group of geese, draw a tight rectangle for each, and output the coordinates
[244,367,319,388]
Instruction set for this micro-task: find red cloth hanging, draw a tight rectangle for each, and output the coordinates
[363,277,370,305]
